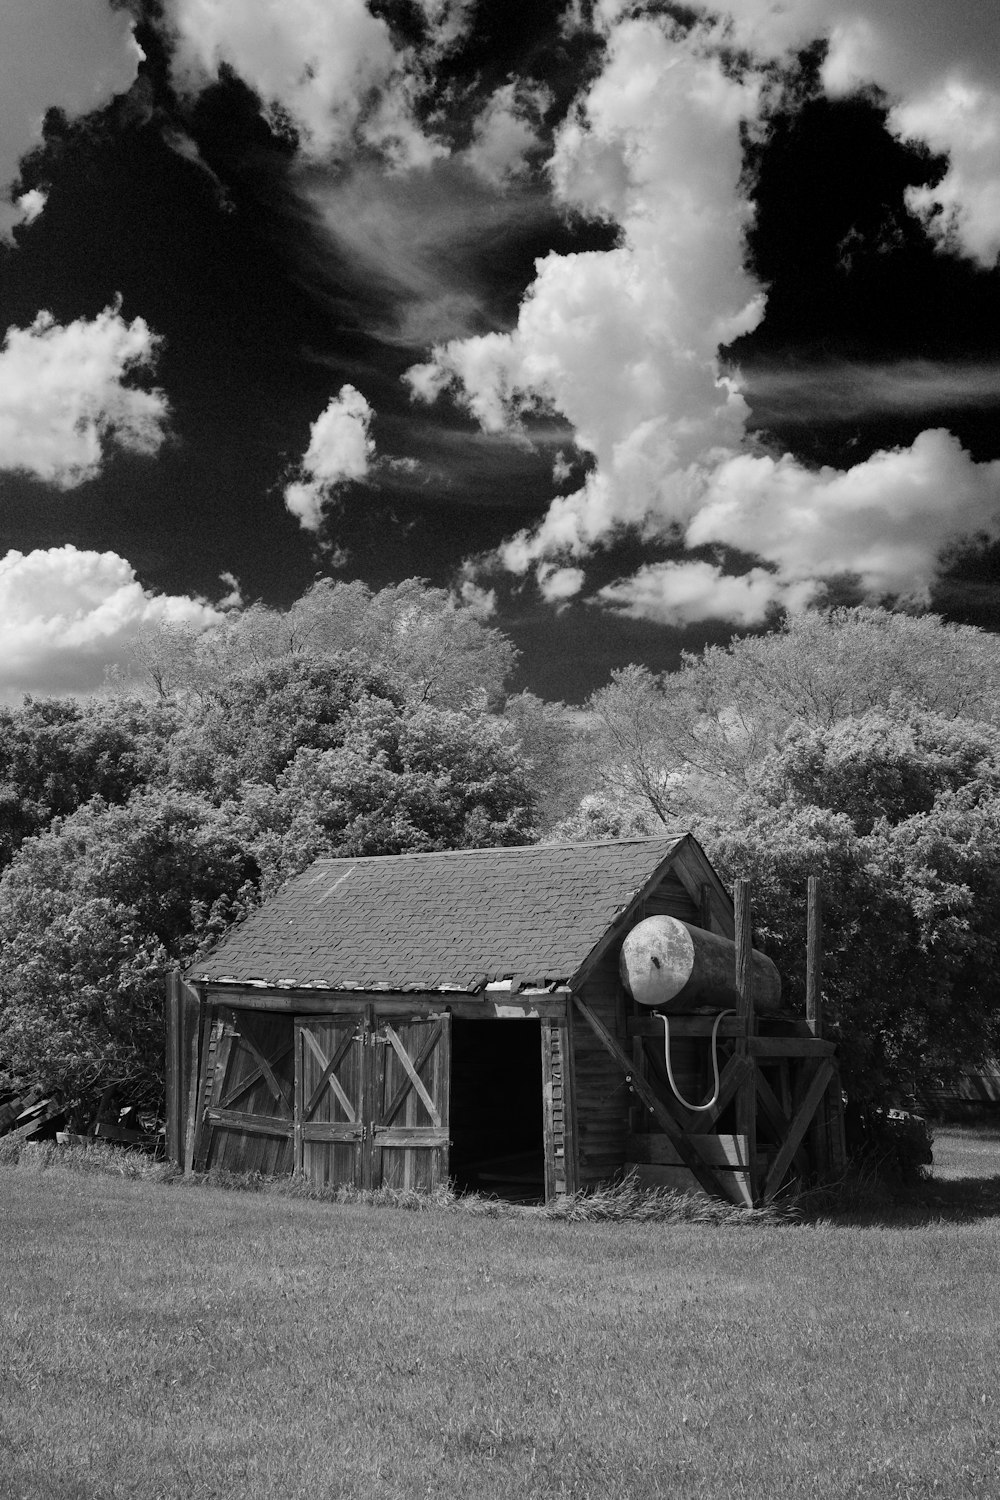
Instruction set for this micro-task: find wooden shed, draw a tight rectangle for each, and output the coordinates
[166,836,844,1205]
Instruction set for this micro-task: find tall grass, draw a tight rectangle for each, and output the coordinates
[2,1131,999,1499]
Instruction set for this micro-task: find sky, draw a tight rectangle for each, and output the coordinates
[0,0,999,703]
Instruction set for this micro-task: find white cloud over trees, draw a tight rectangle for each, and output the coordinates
[0,546,224,700]
[0,306,169,489]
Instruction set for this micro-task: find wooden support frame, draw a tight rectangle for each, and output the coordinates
[572,994,723,1198]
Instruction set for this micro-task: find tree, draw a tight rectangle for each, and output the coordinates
[0,695,177,872]
[127,577,518,709]
[581,608,1000,825]
[0,792,260,1111]
[501,691,597,832]
[166,654,393,800]
[240,696,536,888]
[699,709,1000,1103]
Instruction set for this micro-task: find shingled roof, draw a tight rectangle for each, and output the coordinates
[195,836,691,992]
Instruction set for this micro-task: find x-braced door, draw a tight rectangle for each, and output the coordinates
[294,1018,367,1186]
[197,1009,295,1174]
[369,1015,451,1191]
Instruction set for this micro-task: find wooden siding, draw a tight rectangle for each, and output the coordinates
[570,869,702,1189]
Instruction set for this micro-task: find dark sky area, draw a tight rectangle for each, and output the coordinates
[0,0,998,701]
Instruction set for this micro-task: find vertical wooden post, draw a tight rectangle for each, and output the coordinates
[733,879,757,1203]
[164,972,183,1167]
[806,875,823,1038]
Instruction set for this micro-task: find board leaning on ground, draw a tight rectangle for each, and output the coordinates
[165,836,845,1206]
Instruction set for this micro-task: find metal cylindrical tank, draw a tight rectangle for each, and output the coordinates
[619,915,782,1014]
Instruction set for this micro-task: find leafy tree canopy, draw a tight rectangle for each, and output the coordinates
[0,792,260,1111]
[583,609,1000,824]
[127,577,518,710]
[241,696,536,889]
[0,696,177,873]
[701,709,1000,1102]
[166,653,394,800]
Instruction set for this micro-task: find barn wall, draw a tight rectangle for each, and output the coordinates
[569,865,703,1189]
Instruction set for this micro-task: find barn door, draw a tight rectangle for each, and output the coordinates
[369,1015,451,1191]
[294,1018,367,1186]
[197,1009,295,1175]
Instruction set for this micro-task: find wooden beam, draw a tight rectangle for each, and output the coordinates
[806,876,823,1038]
[732,878,757,1202]
[754,1068,811,1178]
[762,1059,835,1202]
[571,995,723,1198]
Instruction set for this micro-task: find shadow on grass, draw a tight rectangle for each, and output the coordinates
[799,1172,1000,1228]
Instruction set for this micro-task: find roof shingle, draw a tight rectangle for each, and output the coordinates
[195,836,687,991]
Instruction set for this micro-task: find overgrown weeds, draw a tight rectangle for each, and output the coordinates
[3,1139,789,1225]
[5,1130,997,1227]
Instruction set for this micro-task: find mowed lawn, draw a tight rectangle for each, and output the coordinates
[2,1136,1000,1500]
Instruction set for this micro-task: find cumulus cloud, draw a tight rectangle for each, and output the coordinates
[284,385,374,531]
[689,429,1000,602]
[407,15,764,547]
[407,5,1000,626]
[702,0,1000,267]
[0,0,141,239]
[164,0,444,168]
[0,546,223,700]
[0,306,169,489]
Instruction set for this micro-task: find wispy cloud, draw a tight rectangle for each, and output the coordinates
[743,359,1000,425]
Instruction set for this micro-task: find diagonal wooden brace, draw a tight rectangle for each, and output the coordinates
[763,1058,835,1202]
[572,995,729,1200]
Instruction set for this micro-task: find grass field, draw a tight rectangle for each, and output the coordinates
[2,1132,1000,1500]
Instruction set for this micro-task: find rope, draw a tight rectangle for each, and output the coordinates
[658,1009,735,1113]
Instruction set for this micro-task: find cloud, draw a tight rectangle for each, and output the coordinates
[598,560,818,626]
[463,81,550,188]
[408,7,1000,626]
[0,306,169,489]
[164,0,444,168]
[536,563,585,604]
[688,429,1000,602]
[457,577,497,620]
[743,359,1000,426]
[701,0,1000,267]
[284,385,374,531]
[0,546,223,700]
[0,0,141,239]
[407,15,764,542]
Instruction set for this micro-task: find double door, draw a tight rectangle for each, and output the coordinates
[196,1007,450,1190]
[294,1011,450,1191]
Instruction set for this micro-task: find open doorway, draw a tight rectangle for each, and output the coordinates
[449,1018,545,1201]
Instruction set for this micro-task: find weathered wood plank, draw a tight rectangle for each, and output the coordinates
[204,1107,294,1138]
[571,995,723,1198]
[806,875,823,1038]
[627,1132,751,1168]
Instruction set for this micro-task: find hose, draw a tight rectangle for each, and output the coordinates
[658,1009,735,1113]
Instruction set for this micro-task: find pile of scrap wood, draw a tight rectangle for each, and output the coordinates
[0,1087,65,1142]
[0,1088,162,1151]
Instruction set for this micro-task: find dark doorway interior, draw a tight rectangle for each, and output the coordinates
[449,1018,544,1200]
